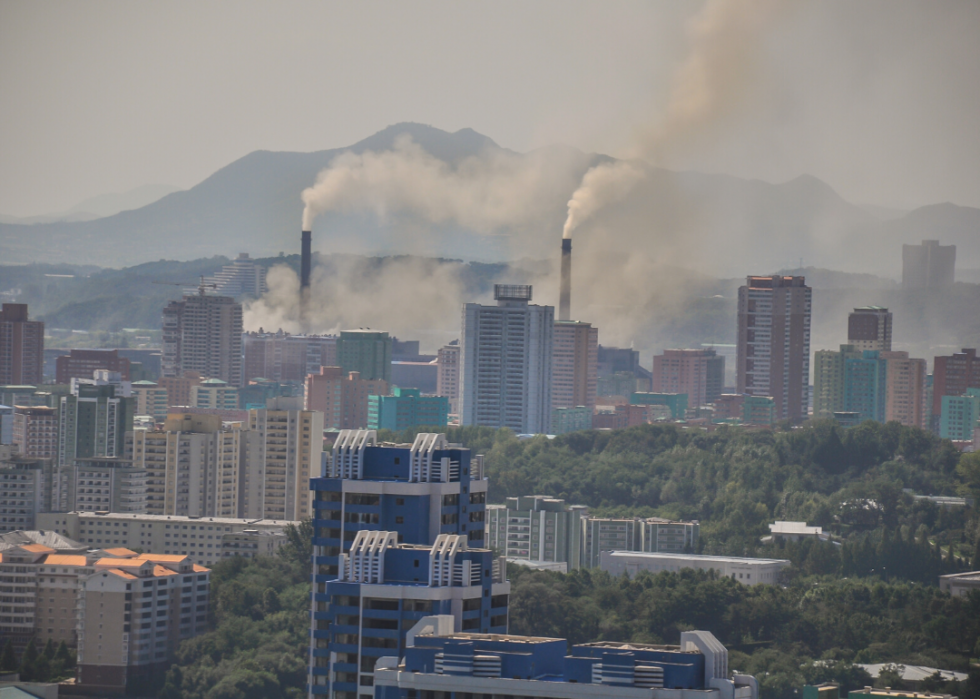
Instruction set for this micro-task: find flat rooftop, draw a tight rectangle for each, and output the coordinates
[606,551,790,565]
[61,511,298,526]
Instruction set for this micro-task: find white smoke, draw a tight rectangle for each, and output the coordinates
[301,134,578,235]
[562,161,645,239]
[561,0,791,239]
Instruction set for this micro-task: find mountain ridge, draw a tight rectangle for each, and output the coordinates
[0,122,976,275]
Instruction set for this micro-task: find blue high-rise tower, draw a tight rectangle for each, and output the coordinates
[309,431,501,697]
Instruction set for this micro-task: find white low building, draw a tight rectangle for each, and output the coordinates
[767,521,827,542]
[35,511,296,567]
[600,551,789,586]
[939,570,980,597]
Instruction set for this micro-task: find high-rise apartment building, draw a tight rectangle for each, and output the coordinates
[652,349,725,409]
[0,458,56,532]
[812,345,864,419]
[336,329,392,382]
[597,345,653,396]
[367,387,449,431]
[461,285,554,434]
[902,240,955,289]
[842,351,888,423]
[305,366,388,430]
[736,275,811,422]
[848,307,893,352]
[58,384,135,468]
[313,532,509,696]
[881,351,927,428]
[12,405,58,460]
[436,341,460,414]
[196,252,267,298]
[551,320,598,413]
[0,304,44,386]
[242,330,336,384]
[0,404,12,445]
[940,389,980,441]
[486,496,587,571]
[816,346,925,428]
[55,349,131,384]
[310,431,487,578]
[932,348,980,420]
[132,380,169,422]
[309,431,492,696]
[62,457,147,514]
[245,397,322,521]
[162,293,243,386]
[131,413,247,518]
[191,378,239,410]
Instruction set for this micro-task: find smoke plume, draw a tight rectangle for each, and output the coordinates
[561,0,790,239]
[301,134,579,236]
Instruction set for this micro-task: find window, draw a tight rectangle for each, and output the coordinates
[469,492,485,504]
[442,494,459,507]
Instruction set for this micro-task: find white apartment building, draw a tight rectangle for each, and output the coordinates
[461,285,554,435]
[37,511,295,567]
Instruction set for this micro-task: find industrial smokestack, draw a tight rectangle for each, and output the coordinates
[301,230,312,291]
[559,238,572,321]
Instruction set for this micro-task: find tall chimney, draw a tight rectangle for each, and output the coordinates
[559,238,572,321]
[301,230,312,291]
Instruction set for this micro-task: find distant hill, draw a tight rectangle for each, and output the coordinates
[1,123,977,277]
[0,183,181,224]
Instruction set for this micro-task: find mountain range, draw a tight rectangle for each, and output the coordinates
[1,123,977,278]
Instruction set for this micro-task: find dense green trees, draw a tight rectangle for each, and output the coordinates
[8,638,76,682]
[151,422,978,699]
[153,521,313,699]
[507,565,980,699]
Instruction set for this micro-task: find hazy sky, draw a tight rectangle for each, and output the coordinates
[1,1,978,217]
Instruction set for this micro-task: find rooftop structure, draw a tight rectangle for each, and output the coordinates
[601,551,789,586]
[375,626,759,699]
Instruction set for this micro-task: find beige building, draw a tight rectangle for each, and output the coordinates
[190,378,239,411]
[157,371,202,410]
[245,397,322,521]
[162,293,243,387]
[12,405,58,460]
[436,342,461,414]
[881,351,927,428]
[131,413,247,518]
[76,552,209,693]
[551,321,598,412]
[38,511,295,567]
[305,366,387,430]
[131,381,169,422]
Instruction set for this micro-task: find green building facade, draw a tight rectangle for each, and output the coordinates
[337,330,392,382]
[939,388,980,441]
[813,344,863,418]
[551,406,592,435]
[367,386,449,431]
[630,392,688,419]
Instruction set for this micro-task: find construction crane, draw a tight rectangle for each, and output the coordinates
[151,275,218,296]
